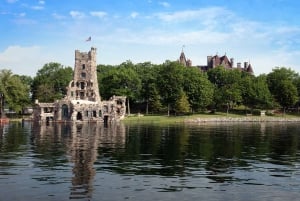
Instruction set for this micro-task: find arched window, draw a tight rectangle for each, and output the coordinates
[80,82,85,89]
[62,104,68,119]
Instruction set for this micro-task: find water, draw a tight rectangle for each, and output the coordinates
[1,121,300,201]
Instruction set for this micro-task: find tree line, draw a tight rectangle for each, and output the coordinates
[1,61,300,115]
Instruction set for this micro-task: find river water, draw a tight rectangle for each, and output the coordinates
[0,121,300,201]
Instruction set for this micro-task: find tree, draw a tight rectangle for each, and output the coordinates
[241,75,274,111]
[32,62,73,102]
[156,61,184,115]
[0,69,31,113]
[99,65,142,115]
[182,67,214,112]
[136,62,162,114]
[267,67,298,112]
[207,67,243,113]
[174,90,190,114]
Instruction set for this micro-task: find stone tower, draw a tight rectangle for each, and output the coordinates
[33,47,126,122]
[67,47,101,103]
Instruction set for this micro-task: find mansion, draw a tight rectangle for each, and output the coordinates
[178,50,254,74]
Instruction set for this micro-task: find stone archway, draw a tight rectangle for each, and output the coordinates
[61,104,69,120]
[77,112,83,120]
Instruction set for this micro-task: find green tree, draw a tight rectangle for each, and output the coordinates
[32,62,73,102]
[0,69,31,113]
[99,65,141,115]
[207,67,243,113]
[136,62,162,114]
[267,67,298,112]
[156,61,184,116]
[174,90,190,114]
[183,67,214,112]
[242,75,274,110]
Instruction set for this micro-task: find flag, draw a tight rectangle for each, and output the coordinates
[85,36,91,42]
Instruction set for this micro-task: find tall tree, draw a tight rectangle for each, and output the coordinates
[207,67,243,113]
[136,62,162,114]
[99,66,141,115]
[156,61,184,115]
[0,69,31,113]
[32,62,73,102]
[267,67,298,112]
[174,90,190,114]
[241,75,274,110]
[183,67,214,112]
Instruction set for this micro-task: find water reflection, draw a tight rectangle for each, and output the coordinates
[1,122,300,200]
[31,122,125,200]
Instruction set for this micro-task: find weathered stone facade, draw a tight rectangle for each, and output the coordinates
[33,47,126,123]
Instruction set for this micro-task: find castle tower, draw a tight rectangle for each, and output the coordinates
[67,47,101,103]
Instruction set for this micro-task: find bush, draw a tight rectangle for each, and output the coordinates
[252,109,261,116]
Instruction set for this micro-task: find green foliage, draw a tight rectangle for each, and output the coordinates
[157,61,185,113]
[183,67,214,112]
[0,69,31,112]
[241,75,274,109]
[174,90,190,114]
[28,60,300,116]
[32,62,73,102]
[99,65,141,100]
[207,67,243,112]
[267,67,298,109]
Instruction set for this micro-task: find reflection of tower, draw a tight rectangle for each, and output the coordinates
[67,123,101,200]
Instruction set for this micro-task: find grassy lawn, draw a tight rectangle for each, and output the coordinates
[123,112,300,124]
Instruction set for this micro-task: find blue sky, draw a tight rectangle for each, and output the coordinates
[1,0,300,76]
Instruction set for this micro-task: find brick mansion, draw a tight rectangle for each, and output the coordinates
[178,50,254,74]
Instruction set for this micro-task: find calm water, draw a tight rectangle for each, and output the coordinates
[0,121,300,201]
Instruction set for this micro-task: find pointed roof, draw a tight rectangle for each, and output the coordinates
[246,63,254,74]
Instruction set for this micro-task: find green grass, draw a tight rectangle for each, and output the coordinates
[123,112,245,124]
[123,112,300,124]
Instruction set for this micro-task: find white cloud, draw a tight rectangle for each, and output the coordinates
[6,0,18,3]
[130,12,139,19]
[90,11,107,18]
[0,46,48,76]
[31,6,44,10]
[70,11,85,19]
[19,12,26,17]
[159,1,170,8]
[155,7,232,25]
[52,12,66,20]
[39,0,45,5]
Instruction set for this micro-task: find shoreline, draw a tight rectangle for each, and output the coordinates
[184,116,300,123]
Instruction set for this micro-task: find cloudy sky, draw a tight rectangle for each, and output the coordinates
[1,0,300,76]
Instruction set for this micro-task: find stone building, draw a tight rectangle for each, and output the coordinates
[33,47,126,123]
[178,51,254,74]
[199,54,254,74]
[178,50,192,67]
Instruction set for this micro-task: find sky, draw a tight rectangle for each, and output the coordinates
[1,0,300,76]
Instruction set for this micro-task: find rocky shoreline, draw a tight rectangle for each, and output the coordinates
[185,116,300,123]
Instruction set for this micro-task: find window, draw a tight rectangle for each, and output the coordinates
[82,64,85,69]
[81,72,86,78]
